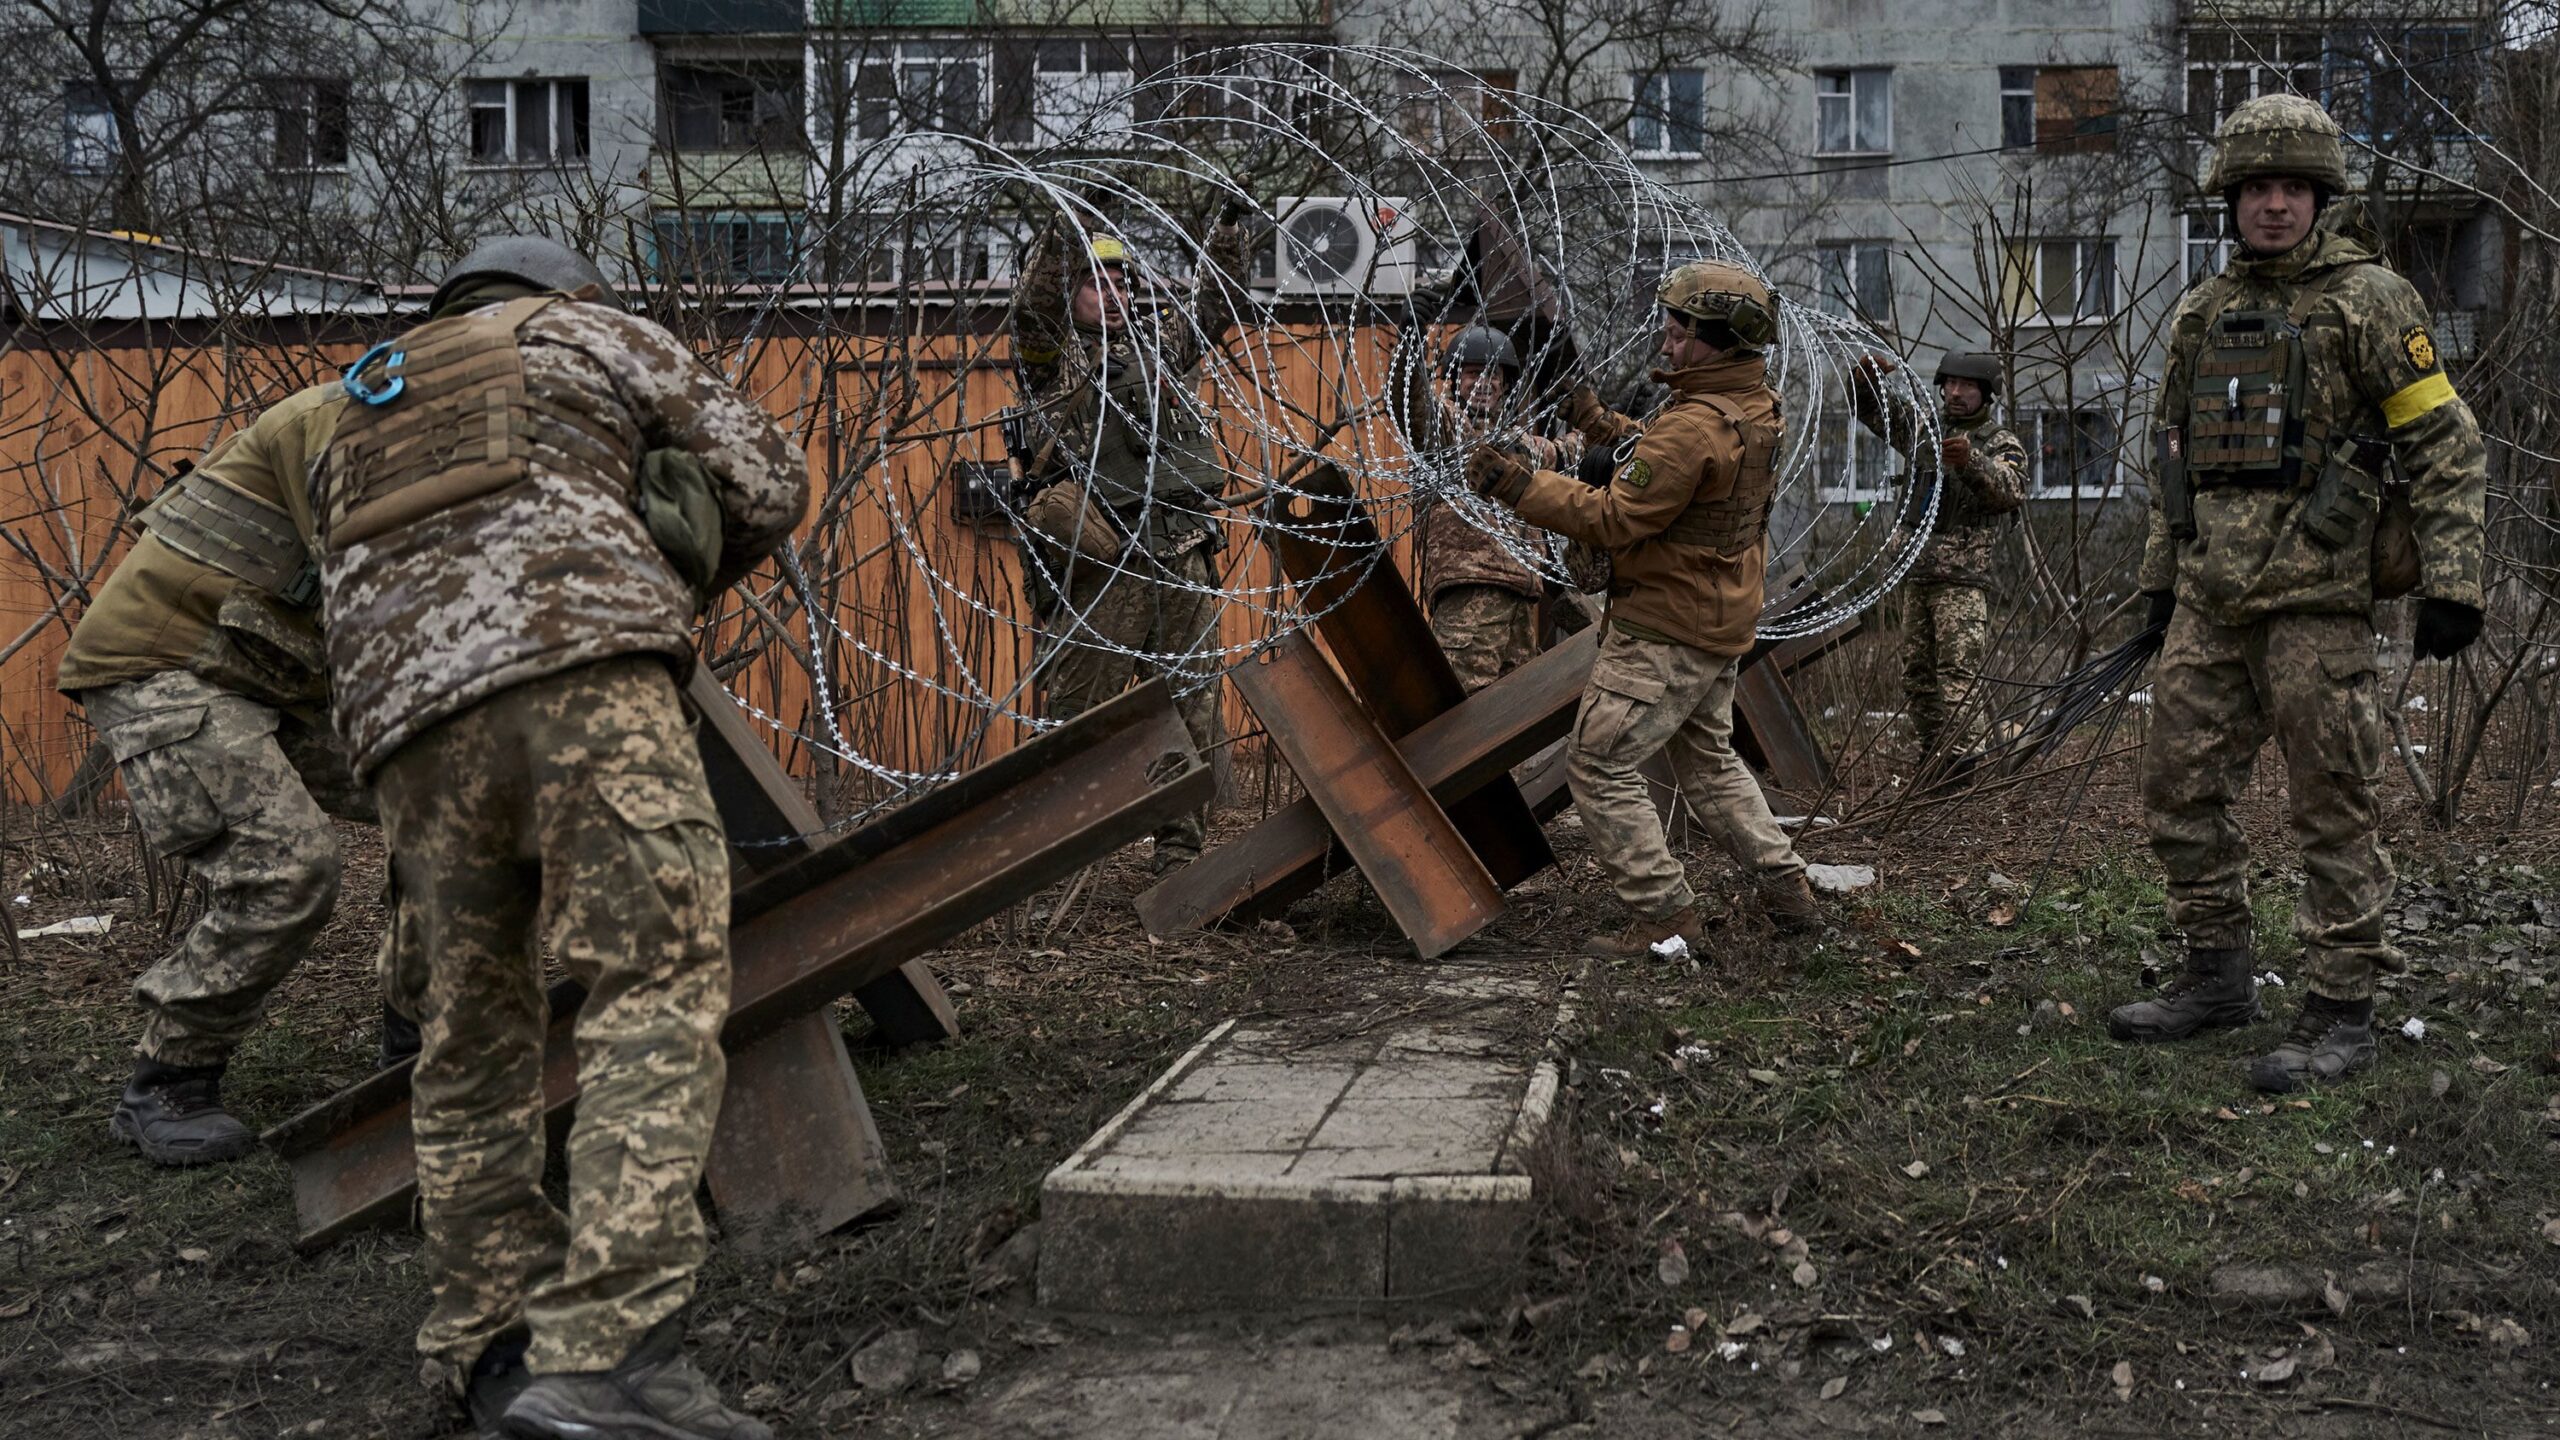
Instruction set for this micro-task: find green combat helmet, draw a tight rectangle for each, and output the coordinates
[1933,351,2003,401]
[1658,260,1779,351]
[2205,93,2348,195]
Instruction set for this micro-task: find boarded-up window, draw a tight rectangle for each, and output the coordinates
[2034,66,2117,153]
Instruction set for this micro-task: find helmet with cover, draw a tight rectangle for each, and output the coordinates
[2204,93,2348,196]
[1932,351,2003,402]
[1658,260,1779,352]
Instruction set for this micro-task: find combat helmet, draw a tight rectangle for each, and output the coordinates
[1444,325,1521,376]
[428,235,614,313]
[2204,94,2348,196]
[1658,260,1779,351]
[1933,351,2002,402]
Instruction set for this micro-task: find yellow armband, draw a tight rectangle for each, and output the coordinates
[2381,372,2457,430]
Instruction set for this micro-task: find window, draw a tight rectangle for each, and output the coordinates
[843,213,1011,286]
[2027,406,2121,496]
[2327,28,2480,143]
[854,42,984,140]
[2004,238,2116,322]
[662,64,801,151]
[63,80,119,175]
[270,78,350,170]
[1815,69,1890,155]
[1813,407,1891,504]
[651,212,800,285]
[1999,66,2118,153]
[2183,208,2233,282]
[2185,31,2320,137]
[468,78,589,164]
[1816,240,1892,318]
[1630,69,1705,158]
[1404,67,1516,151]
[1010,39,1134,144]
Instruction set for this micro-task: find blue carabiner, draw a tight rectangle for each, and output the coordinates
[344,341,408,407]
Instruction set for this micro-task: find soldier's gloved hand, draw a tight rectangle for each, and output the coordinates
[1940,434,1972,472]
[1466,444,1534,506]
[1852,354,1897,381]
[2143,589,2176,634]
[2412,598,2484,660]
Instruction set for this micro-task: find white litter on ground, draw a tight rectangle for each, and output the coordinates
[1806,863,1877,895]
[16,914,113,939]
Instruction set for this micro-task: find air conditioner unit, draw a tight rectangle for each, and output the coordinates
[1273,195,1416,297]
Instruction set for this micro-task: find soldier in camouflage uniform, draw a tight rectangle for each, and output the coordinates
[2107,97,2486,1093]
[56,381,419,1167]
[313,237,807,1440]
[1413,326,1572,692]
[1010,222,1246,872]
[1850,351,2030,754]
[1468,262,1821,956]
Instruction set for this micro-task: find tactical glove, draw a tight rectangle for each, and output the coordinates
[1940,434,1972,473]
[2412,598,2484,661]
[2143,589,2176,634]
[1466,444,1534,506]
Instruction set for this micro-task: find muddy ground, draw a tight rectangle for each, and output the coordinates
[2,753,2556,1438]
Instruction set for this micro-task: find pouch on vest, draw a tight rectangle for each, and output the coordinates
[1022,480,1125,562]
[2300,435,2380,552]
[635,448,726,606]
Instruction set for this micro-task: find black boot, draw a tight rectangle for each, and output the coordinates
[2107,947,2261,1043]
[376,1004,422,1071]
[110,1059,256,1166]
[2249,994,2377,1094]
[465,1331,532,1440]
[503,1314,771,1440]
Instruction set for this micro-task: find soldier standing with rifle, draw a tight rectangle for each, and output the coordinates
[314,237,807,1439]
[58,380,419,1167]
[2107,96,2487,1093]
[1465,261,1821,957]
[1009,218,1247,873]
[1849,351,2029,757]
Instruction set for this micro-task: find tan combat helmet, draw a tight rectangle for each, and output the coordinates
[1658,260,1779,351]
[2205,93,2348,195]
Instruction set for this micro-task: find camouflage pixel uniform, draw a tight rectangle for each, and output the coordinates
[2142,222,2487,1000]
[314,288,807,1376]
[55,382,374,1069]
[1010,229,1246,859]
[1488,356,1809,921]
[1851,384,2028,752]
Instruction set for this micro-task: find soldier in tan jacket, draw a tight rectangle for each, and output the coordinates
[56,381,415,1167]
[1468,262,1820,957]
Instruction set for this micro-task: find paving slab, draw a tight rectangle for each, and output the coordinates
[1039,967,1562,1313]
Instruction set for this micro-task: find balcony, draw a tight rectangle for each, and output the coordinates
[640,0,803,35]
[812,0,1327,24]
[646,148,807,211]
[2432,309,2481,362]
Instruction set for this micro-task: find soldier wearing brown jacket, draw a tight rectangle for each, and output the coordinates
[1413,326,1570,692]
[1469,262,1820,956]
[315,237,807,1440]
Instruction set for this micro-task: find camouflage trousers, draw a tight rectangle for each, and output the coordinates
[1429,584,1540,695]
[2142,608,2402,1000]
[1035,545,1223,857]
[1567,627,1806,920]
[81,670,376,1069]
[1902,581,1989,754]
[372,656,730,1377]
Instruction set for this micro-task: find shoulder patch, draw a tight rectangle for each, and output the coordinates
[1618,458,1653,490]
[2400,324,2437,374]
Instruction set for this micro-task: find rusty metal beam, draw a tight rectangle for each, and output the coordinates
[1231,633,1505,957]
[1140,627,1597,937]
[1261,464,1554,891]
[267,680,1210,1249]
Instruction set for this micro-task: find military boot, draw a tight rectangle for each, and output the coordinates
[1759,873,1823,934]
[503,1314,772,1440]
[377,1004,423,1071]
[2248,994,2377,1094]
[2106,947,2261,1043]
[110,1059,256,1166]
[1149,841,1200,877]
[1585,907,1705,962]
[465,1331,532,1440]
